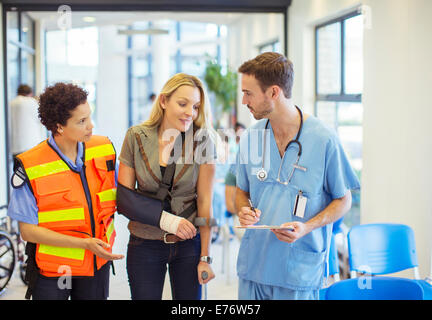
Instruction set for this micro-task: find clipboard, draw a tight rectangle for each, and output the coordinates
[235,225,295,231]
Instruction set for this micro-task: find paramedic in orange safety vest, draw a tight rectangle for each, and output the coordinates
[7,82,124,300]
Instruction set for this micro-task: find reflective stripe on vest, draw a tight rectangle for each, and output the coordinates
[97,188,117,203]
[38,208,85,224]
[38,244,85,261]
[106,219,115,243]
[26,159,69,180]
[86,144,115,161]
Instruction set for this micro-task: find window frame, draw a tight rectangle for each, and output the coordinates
[314,10,362,113]
[258,39,281,54]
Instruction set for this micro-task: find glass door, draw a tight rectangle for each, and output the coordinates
[2,9,36,208]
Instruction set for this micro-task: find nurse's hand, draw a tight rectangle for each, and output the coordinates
[238,207,261,226]
[271,221,309,243]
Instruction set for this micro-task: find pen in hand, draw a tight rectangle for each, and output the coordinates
[248,199,257,218]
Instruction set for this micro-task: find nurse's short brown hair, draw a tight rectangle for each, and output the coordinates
[238,52,294,99]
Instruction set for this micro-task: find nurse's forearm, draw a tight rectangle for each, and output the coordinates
[235,187,250,214]
[225,185,237,215]
[304,190,352,233]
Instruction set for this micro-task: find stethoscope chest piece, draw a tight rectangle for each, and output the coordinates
[256,168,268,181]
[256,105,304,185]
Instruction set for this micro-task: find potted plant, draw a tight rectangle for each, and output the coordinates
[204,60,237,128]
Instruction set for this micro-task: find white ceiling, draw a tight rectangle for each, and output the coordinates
[27,11,268,31]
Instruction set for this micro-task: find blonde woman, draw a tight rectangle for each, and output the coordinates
[118,73,216,300]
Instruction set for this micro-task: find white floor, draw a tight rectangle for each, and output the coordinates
[0,214,241,300]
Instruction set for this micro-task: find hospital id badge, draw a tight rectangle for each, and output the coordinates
[293,191,307,218]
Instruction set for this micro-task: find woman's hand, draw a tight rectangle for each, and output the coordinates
[83,238,124,260]
[197,261,215,285]
[176,218,197,240]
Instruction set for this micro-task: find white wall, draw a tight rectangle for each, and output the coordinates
[96,26,128,152]
[361,0,432,278]
[288,0,432,278]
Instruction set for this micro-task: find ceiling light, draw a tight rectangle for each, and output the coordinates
[118,28,169,36]
[82,16,96,23]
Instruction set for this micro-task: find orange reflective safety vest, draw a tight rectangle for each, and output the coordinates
[16,135,117,277]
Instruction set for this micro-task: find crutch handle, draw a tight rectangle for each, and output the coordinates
[201,271,208,280]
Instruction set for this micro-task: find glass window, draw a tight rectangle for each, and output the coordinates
[129,23,153,126]
[6,11,36,102]
[67,27,98,67]
[132,58,149,77]
[21,51,35,90]
[127,19,227,127]
[7,11,19,44]
[131,21,150,51]
[315,12,363,227]
[5,10,36,203]
[316,101,337,130]
[45,27,98,125]
[46,30,68,66]
[180,21,214,42]
[21,13,34,49]
[7,43,19,103]
[317,22,341,95]
[344,15,364,95]
[259,40,281,54]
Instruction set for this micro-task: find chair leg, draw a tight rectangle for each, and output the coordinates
[413,267,421,280]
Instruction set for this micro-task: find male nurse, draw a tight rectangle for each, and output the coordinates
[235,52,360,300]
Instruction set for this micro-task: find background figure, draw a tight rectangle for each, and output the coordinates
[139,92,157,123]
[10,84,46,156]
[224,122,245,237]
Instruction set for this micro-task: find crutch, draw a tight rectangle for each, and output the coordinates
[201,271,208,300]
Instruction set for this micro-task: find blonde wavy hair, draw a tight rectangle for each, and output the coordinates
[143,73,212,129]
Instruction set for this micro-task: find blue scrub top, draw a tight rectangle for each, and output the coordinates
[7,135,118,225]
[236,116,360,291]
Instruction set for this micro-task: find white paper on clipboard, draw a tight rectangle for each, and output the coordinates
[235,225,294,231]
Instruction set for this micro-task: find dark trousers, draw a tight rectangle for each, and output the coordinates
[32,262,110,300]
[126,234,201,300]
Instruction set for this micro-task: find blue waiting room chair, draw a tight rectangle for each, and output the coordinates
[347,223,432,299]
[325,276,424,300]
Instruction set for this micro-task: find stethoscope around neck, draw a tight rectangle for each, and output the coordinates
[256,105,304,185]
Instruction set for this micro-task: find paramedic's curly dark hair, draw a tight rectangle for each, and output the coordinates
[38,82,88,135]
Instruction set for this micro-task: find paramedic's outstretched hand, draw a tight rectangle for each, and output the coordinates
[238,206,261,226]
[84,238,124,260]
[271,221,309,244]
